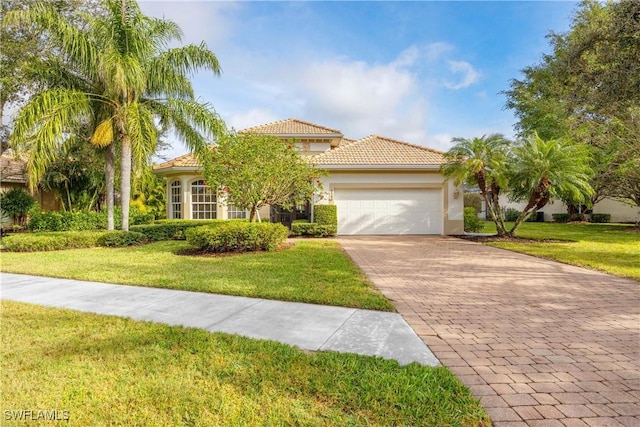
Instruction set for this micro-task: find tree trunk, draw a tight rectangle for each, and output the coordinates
[480,190,507,236]
[249,206,257,222]
[120,137,132,231]
[105,144,115,230]
[508,179,550,236]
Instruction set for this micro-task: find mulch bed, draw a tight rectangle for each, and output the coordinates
[175,242,295,257]
[458,235,572,244]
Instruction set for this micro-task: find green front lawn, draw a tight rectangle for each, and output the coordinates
[0,240,394,311]
[481,222,640,281]
[1,301,490,426]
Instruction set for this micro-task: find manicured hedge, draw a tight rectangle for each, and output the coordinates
[96,231,147,247]
[314,205,337,226]
[290,223,337,237]
[591,213,611,223]
[504,208,520,222]
[0,231,108,252]
[28,208,154,232]
[463,207,484,233]
[186,222,289,252]
[552,213,570,223]
[130,220,226,241]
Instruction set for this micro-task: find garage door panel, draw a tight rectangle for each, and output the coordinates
[334,188,442,235]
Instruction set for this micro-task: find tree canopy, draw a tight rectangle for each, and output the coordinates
[504,0,640,208]
[205,133,326,222]
[6,0,225,230]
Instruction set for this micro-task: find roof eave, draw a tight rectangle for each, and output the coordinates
[152,166,200,175]
[317,164,443,171]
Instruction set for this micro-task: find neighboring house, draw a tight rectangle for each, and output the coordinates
[498,196,639,223]
[0,152,60,226]
[152,118,464,235]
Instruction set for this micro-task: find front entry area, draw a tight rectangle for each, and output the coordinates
[333,188,443,235]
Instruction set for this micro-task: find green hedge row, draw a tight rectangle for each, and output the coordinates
[1,230,149,252]
[28,208,154,232]
[290,223,337,237]
[186,222,289,253]
[590,213,611,223]
[130,220,227,241]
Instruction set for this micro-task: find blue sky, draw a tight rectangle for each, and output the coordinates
[140,1,578,159]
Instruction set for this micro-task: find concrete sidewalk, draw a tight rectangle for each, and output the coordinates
[0,272,438,366]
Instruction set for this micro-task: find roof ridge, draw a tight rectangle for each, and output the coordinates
[239,118,343,135]
[367,134,446,155]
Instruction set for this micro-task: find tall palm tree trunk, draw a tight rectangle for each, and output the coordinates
[120,137,132,231]
[105,144,115,230]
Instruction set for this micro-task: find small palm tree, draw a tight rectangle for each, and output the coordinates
[442,134,512,236]
[7,0,226,230]
[507,132,594,236]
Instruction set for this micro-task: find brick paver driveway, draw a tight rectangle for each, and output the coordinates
[337,236,640,427]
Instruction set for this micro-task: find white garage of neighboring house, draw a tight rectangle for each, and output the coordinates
[152,119,464,235]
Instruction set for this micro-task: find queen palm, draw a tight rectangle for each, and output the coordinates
[507,132,593,236]
[441,134,512,236]
[8,0,225,230]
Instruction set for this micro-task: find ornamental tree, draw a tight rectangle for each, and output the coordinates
[205,132,326,222]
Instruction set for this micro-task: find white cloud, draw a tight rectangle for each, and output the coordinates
[139,1,240,47]
[444,60,481,90]
[424,42,454,62]
[226,108,279,131]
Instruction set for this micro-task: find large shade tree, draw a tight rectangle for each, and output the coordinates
[7,0,225,230]
[504,0,640,209]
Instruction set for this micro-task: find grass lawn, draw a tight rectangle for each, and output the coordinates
[0,240,394,311]
[479,222,640,281]
[1,301,490,426]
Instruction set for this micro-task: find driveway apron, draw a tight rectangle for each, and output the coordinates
[337,236,640,427]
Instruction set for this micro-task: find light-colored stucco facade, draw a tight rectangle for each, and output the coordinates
[153,119,464,235]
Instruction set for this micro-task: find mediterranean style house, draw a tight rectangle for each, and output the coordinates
[152,118,464,235]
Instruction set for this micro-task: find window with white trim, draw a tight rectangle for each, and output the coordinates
[227,204,248,219]
[191,180,216,219]
[170,180,182,219]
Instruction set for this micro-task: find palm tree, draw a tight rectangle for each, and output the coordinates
[441,134,512,236]
[507,132,593,236]
[7,0,225,230]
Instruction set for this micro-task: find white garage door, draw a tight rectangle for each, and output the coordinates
[333,188,442,235]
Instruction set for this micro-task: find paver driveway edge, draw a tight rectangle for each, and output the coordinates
[336,236,640,427]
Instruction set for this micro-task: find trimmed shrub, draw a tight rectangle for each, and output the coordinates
[96,231,147,247]
[0,188,36,226]
[591,213,611,223]
[186,222,289,252]
[504,208,520,222]
[552,213,570,223]
[463,207,484,233]
[290,223,337,237]
[131,220,226,241]
[314,204,337,226]
[28,207,155,232]
[0,231,107,252]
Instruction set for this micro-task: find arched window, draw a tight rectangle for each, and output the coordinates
[170,180,182,219]
[191,180,216,219]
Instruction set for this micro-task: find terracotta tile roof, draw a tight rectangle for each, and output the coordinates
[313,135,445,165]
[152,152,200,171]
[239,118,343,136]
[0,152,27,183]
